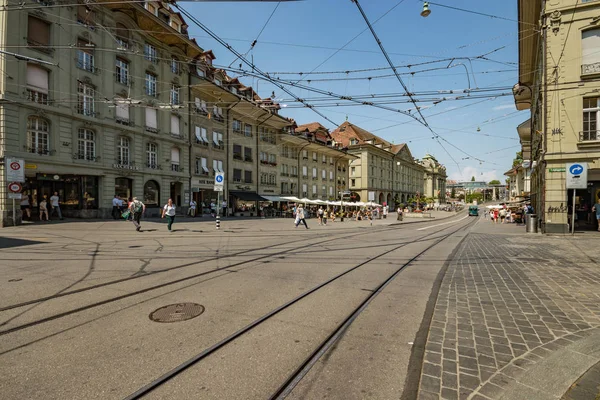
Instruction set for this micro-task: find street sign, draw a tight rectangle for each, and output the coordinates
[6,158,25,182]
[213,185,223,192]
[566,163,587,189]
[214,172,224,186]
[8,182,22,193]
[549,167,565,173]
[8,192,22,200]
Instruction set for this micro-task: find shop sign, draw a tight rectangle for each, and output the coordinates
[113,164,140,171]
[25,164,37,170]
[548,167,565,173]
[566,163,587,189]
[6,158,25,183]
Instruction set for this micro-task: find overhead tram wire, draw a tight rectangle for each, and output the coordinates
[173,4,340,126]
[227,1,281,68]
[350,0,483,170]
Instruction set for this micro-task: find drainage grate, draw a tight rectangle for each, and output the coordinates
[149,303,205,323]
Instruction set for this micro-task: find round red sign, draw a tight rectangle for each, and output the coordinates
[8,182,22,193]
[10,161,21,171]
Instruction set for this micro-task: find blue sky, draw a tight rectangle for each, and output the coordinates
[180,0,526,182]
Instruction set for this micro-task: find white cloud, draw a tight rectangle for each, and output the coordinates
[449,166,498,182]
[493,104,514,111]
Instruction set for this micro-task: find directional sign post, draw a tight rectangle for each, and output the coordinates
[566,163,588,235]
[6,158,25,183]
[214,173,224,227]
[7,181,23,227]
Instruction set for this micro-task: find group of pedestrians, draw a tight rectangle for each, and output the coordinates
[20,192,63,221]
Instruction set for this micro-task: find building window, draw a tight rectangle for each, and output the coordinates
[302,150,308,159]
[115,23,129,50]
[77,81,95,116]
[244,124,252,137]
[330,171,334,180]
[213,131,223,149]
[77,5,95,26]
[312,152,317,161]
[322,169,326,179]
[143,180,160,207]
[171,57,180,74]
[170,84,180,105]
[245,147,252,162]
[145,73,157,97]
[195,97,208,115]
[233,144,242,160]
[117,137,130,165]
[196,66,205,77]
[147,143,158,169]
[351,179,356,187]
[582,29,600,75]
[233,168,242,182]
[322,154,327,163]
[27,16,51,51]
[583,97,600,141]
[77,39,95,72]
[27,116,49,155]
[215,78,222,87]
[144,43,158,63]
[116,58,129,85]
[196,157,209,175]
[302,166,308,177]
[144,1,158,16]
[145,107,158,132]
[170,114,180,136]
[233,119,242,132]
[171,147,180,171]
[312,167,317,178]
[244,170,252,183]
[170,19,181,32]
[77,128,96,161]
[26,63,49,104]
[195,126,208,144]
[302,183,308,197]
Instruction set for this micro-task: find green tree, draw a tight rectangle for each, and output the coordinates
[466,192,483,203]
[488,180,501,185]
[471,176,476,182]
[450,187,456,198]
[512,151,523,168]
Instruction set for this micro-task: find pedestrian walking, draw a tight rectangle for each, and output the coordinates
[593,201,600,231]
[493,209,499,224]
[129,197,145,231]
[20,192,31,220]
[397,206,403,221]
[317,206,324,225]
[162,198,176,232]
[323,209,328,225]
[294,204,309,229]
[188,199,197,217]
[39,196,49,221]
[499,208,506,223]
[50,191,63,220]
[383,205,388,219]
[210,201,216,217]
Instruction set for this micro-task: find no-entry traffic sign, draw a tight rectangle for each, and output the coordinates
[6,158,25,182]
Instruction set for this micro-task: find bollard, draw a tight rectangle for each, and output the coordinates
[216,215,220,230]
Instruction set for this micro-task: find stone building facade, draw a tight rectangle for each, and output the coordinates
[515,0,600,233]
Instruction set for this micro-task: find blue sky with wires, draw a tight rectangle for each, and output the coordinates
[179,0,526,182]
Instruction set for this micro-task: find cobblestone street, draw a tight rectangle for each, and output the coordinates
[417,221,600,400]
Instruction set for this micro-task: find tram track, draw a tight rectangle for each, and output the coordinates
[0,214,466,336]
[122,216,477,399]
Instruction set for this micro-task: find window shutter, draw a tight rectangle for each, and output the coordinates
[26,64,49,92]
[583,29,600,65]
[170,115,180,135]
[202,128,208,141]
[171,148,180,163]
[116,101,129,119]
[145,108,157,129]
[195,126,202,141]
[28,16,50,46]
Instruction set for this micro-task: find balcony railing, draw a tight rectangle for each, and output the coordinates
[77,106,96,117]
[27,89,49,105]
[116,117,134,126]
[580,130,600,142]
[145,126,159,134]
[171,164,184,172]
[146,163,162,170]
[24,145,54,155]
[74,152,99,161]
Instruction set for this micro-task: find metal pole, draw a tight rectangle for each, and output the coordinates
[216,191,221,230]
[571,188,576,235]
[12,198,16,227]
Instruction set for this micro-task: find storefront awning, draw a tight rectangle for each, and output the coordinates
[229,191,267,201]
[260,195,287,202]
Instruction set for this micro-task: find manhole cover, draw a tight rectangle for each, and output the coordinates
[149,303,205,323]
